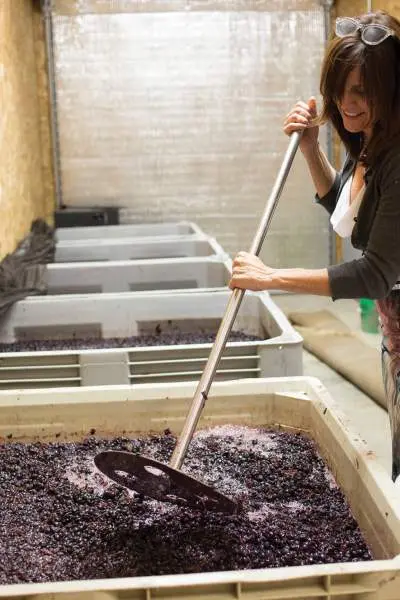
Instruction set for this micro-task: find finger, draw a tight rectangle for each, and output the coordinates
[295,100,312,112]
[285,107,311,121]
[283,115,311,132]
[285,102,307,116]
[231,270,245,279]
[232,257,242,268]
[283,123,308,135]
[308,96,317,116]
[284,114,309,127]
[291,100,310,111]
[232,267,245,277]
[233,253,246,265]
[230,280,245,290]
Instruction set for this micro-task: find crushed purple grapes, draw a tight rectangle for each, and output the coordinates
[0,425,371,585]
[0,330,261,353]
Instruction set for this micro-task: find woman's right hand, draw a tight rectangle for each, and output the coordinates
[283,97,319,154]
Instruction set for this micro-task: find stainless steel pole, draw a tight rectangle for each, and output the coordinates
[170,132,302,470]
[320,0,336,265]
[42,0,63,209]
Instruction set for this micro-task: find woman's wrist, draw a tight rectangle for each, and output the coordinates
[267,268,287,292]
[300,141,320,160]
[301,143,337,198]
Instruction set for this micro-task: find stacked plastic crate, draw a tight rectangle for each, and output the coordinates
[0,221,302,388]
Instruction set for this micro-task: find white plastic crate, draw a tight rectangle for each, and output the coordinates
[55,235,225,262]
[0,291,302,388]
[45,256,232,294]
[0,377,398,599]
[120,208,205,225]
[55,220,204,241]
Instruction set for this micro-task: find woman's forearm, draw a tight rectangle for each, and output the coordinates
[270,268,331,296]
[229,253,332,297]
[302,143,337,198]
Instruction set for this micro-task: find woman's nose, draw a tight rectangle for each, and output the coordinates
[341,91,357,108]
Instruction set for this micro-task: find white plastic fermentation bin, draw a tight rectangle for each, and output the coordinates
[45,256,232,294]
[54,235,226,262]
[0,377,398,599]
[55,220,205,241]
[0,291,302,388]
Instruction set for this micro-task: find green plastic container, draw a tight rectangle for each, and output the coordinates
[359,298,380,334]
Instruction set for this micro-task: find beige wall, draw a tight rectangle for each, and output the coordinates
[335,1,400,17]
[52,0,329,268]
[0,0,54,260]
[0,0,399,265]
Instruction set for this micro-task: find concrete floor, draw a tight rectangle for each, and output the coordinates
[273,294,392,476]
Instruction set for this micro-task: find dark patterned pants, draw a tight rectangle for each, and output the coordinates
[376,293,400,481]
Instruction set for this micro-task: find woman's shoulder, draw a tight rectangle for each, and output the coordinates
[373,141,400,192]
[378,138,400,168]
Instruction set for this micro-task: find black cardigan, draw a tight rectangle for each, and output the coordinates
[316,143,400,300]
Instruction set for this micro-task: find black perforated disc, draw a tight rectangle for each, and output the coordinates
[94,450,237,514]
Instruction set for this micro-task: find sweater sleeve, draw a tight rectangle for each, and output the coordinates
[314,172,341,216]
[328,152,400,300]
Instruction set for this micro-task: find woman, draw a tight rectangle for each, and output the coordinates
[229,10,400,484]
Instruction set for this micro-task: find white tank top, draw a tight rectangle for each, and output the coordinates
[330,176,365,238]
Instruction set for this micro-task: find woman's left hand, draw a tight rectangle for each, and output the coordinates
[229,251,276,291]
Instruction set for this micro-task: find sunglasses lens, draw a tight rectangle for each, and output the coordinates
[336,19,358,36]
[362,24,389,44]
[335,19,392,45]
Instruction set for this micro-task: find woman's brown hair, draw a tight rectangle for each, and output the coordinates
[319,10,400,166]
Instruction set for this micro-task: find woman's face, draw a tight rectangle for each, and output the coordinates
[337,66,373,140]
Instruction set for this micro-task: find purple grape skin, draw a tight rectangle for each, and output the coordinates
[0,331,261,353]
[0,429,372,584]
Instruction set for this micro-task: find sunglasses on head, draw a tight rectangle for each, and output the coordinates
[335,16,394,46]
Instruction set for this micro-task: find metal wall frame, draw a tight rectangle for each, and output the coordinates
[42,0,64,209]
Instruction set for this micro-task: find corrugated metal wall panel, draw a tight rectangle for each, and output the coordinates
[51,0,329,267]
